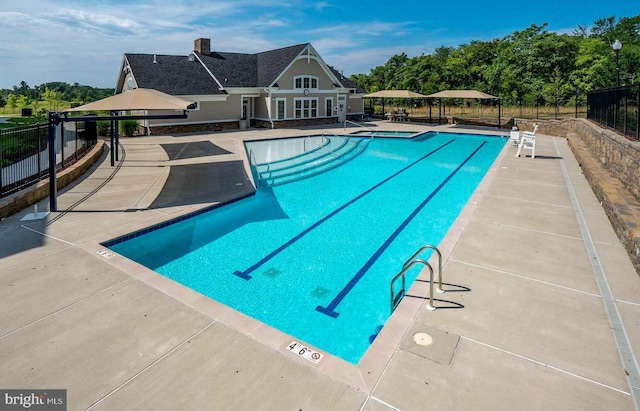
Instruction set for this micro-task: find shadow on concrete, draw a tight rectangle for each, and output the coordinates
[160,141,231,160]
[149,161,252,209]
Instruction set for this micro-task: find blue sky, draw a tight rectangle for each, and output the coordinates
[0,0,637,89]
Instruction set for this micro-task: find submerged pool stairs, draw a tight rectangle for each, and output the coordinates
[255,137,371,187]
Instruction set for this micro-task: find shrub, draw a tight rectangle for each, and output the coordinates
[97,120,110,136]
[119,119,139,137]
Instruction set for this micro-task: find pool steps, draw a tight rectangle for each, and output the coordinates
[255,137,371,186]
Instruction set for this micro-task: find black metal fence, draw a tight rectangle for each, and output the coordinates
[0,121,97,197]
[588,84,640,141]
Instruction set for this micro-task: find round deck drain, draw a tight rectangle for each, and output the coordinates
[413,332,433,346]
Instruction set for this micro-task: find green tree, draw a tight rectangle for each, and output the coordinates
[16,94,32,109]
[6,94,18,113]
[544,67,571,118]
[43,87,62,111]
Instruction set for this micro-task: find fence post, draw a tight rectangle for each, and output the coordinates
[48,112,58,212]
[37,124,42,179]
[623,87,628,135]
[0,128,3,196]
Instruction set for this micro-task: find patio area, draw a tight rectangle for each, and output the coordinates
[0,121,638,410]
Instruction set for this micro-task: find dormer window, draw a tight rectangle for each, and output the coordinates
[294,75,318,90]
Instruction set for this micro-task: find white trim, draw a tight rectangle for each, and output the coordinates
[293,75,319,91]
[179,94,228,102]
[275,98,286,120]
[293,97,319,119]
[269,44,343,88]
[148,118,238,127]
[324,97,334,117]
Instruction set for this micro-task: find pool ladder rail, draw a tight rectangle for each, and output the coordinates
[343,119,377,135]
[248,148,262,187]
[390,245,444,312]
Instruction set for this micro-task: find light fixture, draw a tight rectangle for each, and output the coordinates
[612,40,622,86]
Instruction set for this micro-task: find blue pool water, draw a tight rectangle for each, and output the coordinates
[108,132,505,363]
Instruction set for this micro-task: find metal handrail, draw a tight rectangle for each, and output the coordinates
[390,259,436,312]
[248,148,262,187]
[343,120,376,135]
[403,244,444,294]
[305,135,329,153]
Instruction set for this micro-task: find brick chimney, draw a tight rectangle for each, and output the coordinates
[194,38,210,55]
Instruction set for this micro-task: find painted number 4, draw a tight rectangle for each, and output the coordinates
[287,341,323,364]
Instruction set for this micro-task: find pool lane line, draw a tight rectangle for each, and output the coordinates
[232,139,456,280]
[316,141,487,318]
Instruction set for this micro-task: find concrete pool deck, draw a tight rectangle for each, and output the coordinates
[0,121,638,410]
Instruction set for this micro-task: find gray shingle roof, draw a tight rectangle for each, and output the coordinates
[125,43,359,95]
[329,66,366,93]
[196,51,257,88]
[256,44,308,87]
[125,53,224,95]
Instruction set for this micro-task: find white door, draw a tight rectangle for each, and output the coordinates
[337,95,347,123]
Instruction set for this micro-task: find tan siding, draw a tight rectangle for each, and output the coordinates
[254,96,270,119]
[147,97,241,125]
[278,59,335,90]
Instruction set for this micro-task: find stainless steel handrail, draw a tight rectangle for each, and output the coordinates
[248,148,262,187]
[343,120,376,135]
[390,258,436,312]
[403,244,443,294]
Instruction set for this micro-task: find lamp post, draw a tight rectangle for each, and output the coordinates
[613,40,622,86]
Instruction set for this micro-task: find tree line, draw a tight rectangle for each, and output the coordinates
[349,15,639,107]
[0,81,114,113]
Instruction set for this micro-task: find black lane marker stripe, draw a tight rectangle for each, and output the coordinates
[232,139,456,280]
[316,142,487,318]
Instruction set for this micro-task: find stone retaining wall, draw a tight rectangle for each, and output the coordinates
[516,118,640,202]
[0,141,104,219]
[517,117,640,275]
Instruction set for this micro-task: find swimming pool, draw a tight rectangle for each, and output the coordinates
[107,132,505,363]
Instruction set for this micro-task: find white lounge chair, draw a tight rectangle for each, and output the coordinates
[516,124,538,159]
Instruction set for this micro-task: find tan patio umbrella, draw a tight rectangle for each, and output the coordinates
[363,90,428,116]
[364,90,428,98]
[65,88,195,112]
[425,89,501,127]
[425,89,497,99]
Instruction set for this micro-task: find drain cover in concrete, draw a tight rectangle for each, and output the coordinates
[400,323,459,365]
[413,332,433,346]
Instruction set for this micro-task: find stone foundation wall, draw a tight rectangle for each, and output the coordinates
[150,121,238,135]
[0,141,105,219]
[252,117,338,129]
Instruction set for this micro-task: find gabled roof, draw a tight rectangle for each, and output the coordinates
[195,43,308,88]
[122,43,360,95]
[256,44,309,87]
